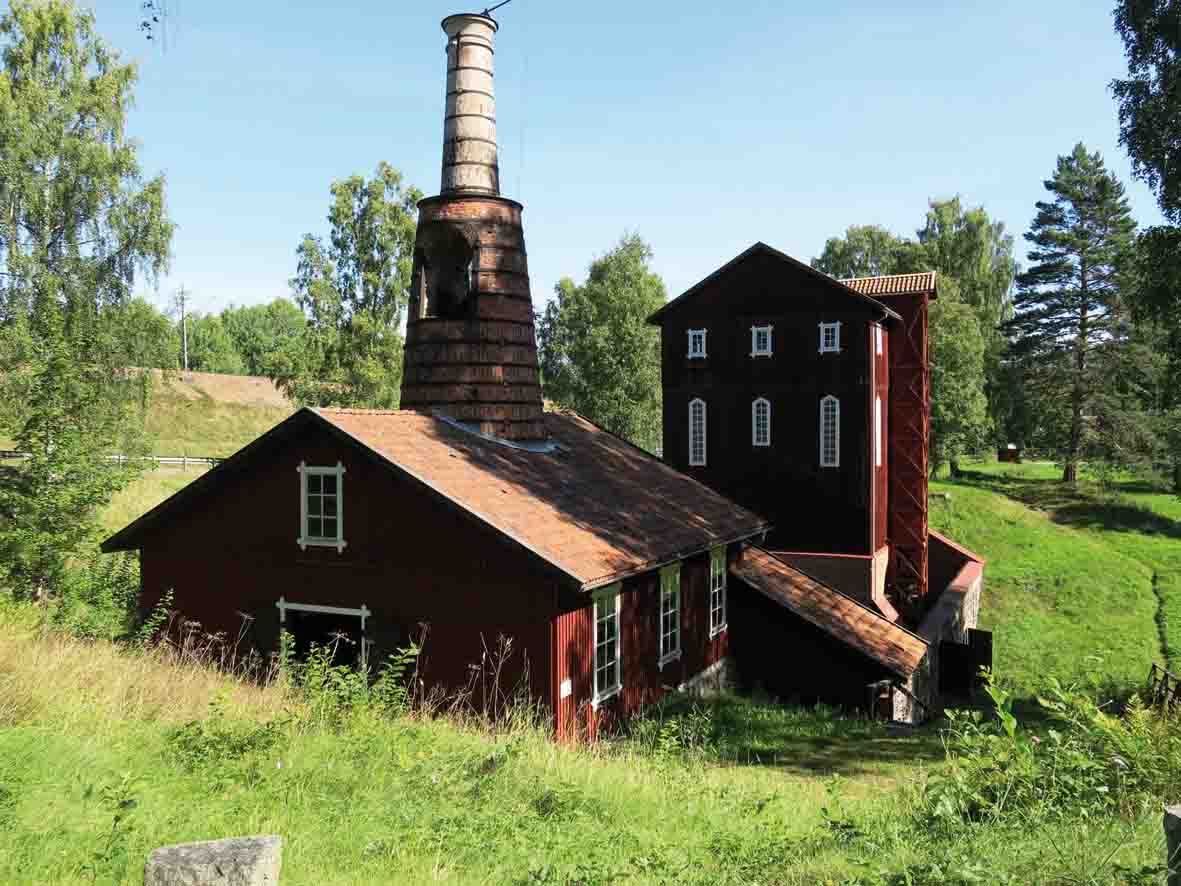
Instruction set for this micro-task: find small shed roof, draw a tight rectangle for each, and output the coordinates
[730,546,928,678]
[841,271,938,298]
[103,408,771,592]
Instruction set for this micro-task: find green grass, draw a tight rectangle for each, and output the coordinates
[0,602,1166,886]
[929,471,1159,697]
[143,384,292,458]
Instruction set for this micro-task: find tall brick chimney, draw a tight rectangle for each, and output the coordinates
[400,12,545,441]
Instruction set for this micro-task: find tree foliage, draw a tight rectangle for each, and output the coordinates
[281,163,420,408]
[929,281,989,476]
[537,234,666,453]
[812,225,924,279]
[221,298,305,378]
[0,0,171,598]
[101,296,177,370]
[1112,0,1181,223]
[1002,144,1137,483]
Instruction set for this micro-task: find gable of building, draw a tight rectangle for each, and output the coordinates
[646,242,901,327]
[103,407,771,592]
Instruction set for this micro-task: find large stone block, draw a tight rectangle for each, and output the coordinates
[144,835,282,886]
[1167,806,1181,886]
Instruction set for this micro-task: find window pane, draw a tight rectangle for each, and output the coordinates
[323,518,337,539]
[307,474,322,494]
[307,517,323,538]
[323,474,337,494]
[324,497,337,517]
[307,495,322,517]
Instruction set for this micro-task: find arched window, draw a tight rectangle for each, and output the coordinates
[752,398,771,447]
[820,395,840,467]
[689,398,707,466]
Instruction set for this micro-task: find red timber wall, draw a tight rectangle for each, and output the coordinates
[871,322,890,553]
[876,292,930,610]
[137,419,555,704]
[552,544,739,741]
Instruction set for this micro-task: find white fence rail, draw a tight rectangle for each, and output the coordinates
[0,450,221,468]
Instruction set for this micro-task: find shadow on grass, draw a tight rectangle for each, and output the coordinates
[949,469,1181,540]
[626,693,947,778]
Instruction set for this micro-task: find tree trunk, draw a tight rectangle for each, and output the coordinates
[1173,459,1181,495]
[1065,289,1089,486]
[950,457,962,479]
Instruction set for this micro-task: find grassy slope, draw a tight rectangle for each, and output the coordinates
[144,377,292,457]
[929,470,1159,696]
[0,603,1162,886]
[936,460,1181,683]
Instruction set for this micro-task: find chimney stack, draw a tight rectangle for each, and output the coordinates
[441,14,500,196]
[400,12,546,442]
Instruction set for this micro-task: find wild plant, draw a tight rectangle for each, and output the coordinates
[80,772,139,885]
[166,691,288,780]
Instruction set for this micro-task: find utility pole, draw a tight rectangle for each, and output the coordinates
[174,285,189,372]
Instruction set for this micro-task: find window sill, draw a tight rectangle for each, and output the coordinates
[591,684,622,710]
[749,353,773,358]
[297,537,348,553]
[658,650,681,671]
[819,349,842,355]
[752,441,770,448]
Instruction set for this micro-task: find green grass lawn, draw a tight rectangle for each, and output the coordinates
[934,459,1181,693]
[0,602,1165,886]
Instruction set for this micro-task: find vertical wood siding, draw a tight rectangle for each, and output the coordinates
[138,419,556,707]
[657,251,880,555]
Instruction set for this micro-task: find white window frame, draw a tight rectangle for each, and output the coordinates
[819,321,842,354]
[688,398,707,466]
[752,397,771,447]
[875,324,883,356]
[687,328,707,359]
[709,546,727,637]
[297,461,347,552]
[875,395,883,468]
[592,584,622,708]
[820,395,840,468]
[276,596,370,670]
[750,324,773,357]
[658,564,681,670]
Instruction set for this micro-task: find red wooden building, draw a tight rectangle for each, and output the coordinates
[104,10,987,732]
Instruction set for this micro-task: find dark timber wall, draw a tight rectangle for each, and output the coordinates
[656,251,883,555]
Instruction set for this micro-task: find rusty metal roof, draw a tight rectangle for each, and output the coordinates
[730,547,928,677]
[840,272,938,298]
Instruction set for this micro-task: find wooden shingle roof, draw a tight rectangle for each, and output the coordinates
[317,409,770,590]
[840,271,938,298]
[103,407,771,592]
[730,547,928,677]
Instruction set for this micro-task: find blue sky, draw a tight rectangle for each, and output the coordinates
[88,0,1165,318]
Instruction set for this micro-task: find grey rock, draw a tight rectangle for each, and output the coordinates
[144,835,282,886]
[1166,806,1181,886]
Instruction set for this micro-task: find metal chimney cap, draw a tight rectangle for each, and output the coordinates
[441,12,499,34]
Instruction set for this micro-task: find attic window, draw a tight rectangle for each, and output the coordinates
[687,329,707,359]
[298,461,347,553]
[819,322,841,354]
[750,325,773,357]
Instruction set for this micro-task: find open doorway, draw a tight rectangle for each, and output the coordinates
[276,598,369,670]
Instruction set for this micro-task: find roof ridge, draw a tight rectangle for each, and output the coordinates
[840,270,937,282]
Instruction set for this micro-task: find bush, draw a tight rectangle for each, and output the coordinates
[48,550,140,640]
[919,671,1180,830]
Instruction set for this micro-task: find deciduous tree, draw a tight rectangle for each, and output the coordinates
[537,234,666,453]
[0,0,171,598]
[281,163,420,408]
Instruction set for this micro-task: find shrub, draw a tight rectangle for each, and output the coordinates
[919,671,1180,830]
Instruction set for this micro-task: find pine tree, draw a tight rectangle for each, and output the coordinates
[1004,144,1137,484]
